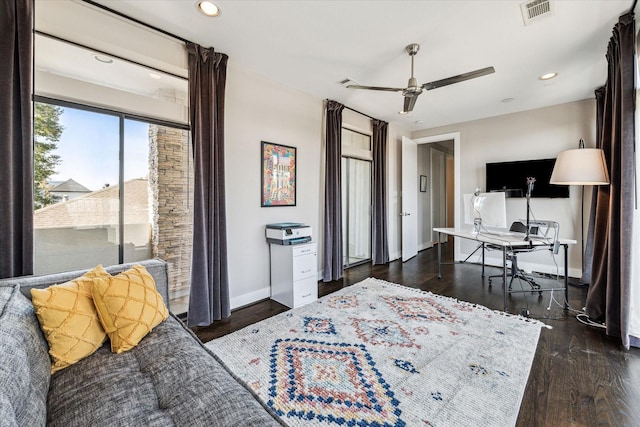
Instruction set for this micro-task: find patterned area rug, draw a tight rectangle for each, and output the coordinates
[206,278,545,426]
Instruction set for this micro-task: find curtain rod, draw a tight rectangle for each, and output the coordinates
[327,100,378,121]
[81,0,192,45]
[345,105,378,121]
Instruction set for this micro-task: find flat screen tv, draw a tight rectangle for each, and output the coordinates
[485,158,569,198]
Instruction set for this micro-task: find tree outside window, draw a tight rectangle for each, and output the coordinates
[34,103,63,209]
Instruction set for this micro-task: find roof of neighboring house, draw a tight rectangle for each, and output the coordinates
[34,178,150,229]
[49,178,91,193]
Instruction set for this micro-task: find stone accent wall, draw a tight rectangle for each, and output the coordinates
[148,125,193,305]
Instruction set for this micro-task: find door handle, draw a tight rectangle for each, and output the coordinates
[400,212,411,216]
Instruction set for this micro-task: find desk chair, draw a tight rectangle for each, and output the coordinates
[487,222,542,294]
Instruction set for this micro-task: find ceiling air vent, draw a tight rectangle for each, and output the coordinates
[520,0,553,26]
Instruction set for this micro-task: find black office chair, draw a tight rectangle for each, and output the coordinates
[487,222,542,294]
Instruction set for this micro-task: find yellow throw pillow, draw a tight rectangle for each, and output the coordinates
[91,264,168,354]
[30,265,110,374]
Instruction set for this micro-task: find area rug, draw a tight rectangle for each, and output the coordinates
[206,278,545,426]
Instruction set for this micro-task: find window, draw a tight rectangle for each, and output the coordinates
[34,0,193,313]
[33,101,193,312]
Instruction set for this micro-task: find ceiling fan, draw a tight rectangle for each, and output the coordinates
[347,43,495,113]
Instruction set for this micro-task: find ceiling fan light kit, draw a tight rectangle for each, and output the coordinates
[347,43,495,113]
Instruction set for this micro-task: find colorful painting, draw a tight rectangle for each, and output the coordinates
[261,141,296,207]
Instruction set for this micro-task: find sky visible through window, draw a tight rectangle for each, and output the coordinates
[50,107,150,191]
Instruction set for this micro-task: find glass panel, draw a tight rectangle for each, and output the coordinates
[347,159,372,264]
[123,119,152,262]
[341,157,348,266]
[34,103,120,274]
[34,33,188,125]
[148,124,194,315]
[342,157,372,268]
[342,128,371,150]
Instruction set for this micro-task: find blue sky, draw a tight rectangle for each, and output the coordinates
[50,107,150,191]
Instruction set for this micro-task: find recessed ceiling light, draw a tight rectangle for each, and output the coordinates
[94,55,113,64]
[197,1,221,17]
[501,97,514,103]
[149,73,162,80]
[398,111,408,115]
[539,72,557,80]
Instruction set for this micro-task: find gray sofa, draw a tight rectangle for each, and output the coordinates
[0,259,282,426]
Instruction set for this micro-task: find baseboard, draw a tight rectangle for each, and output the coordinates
[231,286,271,310]
[418,242,434,252]
[231,270,323,309]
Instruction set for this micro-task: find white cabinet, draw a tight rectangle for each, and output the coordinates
[270,242,317,308]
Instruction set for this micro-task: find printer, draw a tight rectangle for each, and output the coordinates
[266,222,312,245]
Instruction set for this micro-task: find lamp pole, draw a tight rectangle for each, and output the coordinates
[525,177,536,241]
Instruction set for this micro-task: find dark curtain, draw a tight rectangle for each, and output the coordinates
[186,42,230,327]
[323,100,345,282]
[582,88,606,285]
[585,12,637,349]
[0,0,33,279]
[371,119,389,265]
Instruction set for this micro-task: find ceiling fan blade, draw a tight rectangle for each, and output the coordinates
[422,66,495,91]
[403,95,418,113]
[346,84,404,92]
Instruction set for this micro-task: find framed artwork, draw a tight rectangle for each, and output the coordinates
[420,175,427,192]
[261,141,297,207]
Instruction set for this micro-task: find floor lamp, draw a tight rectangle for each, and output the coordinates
[549,138,610,286]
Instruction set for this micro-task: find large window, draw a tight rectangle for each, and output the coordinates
[34,1,193,312]
[33,101,188,272]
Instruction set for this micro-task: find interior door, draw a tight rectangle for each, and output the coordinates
[401,136,418,262]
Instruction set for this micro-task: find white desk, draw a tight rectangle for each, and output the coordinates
[433,227,577,311]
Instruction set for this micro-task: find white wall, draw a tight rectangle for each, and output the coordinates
[224,63,323,308]
[397,99,597,278]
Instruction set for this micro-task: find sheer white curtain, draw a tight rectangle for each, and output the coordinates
[348,159,371,260]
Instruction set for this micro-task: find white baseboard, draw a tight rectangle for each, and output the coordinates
[231,270,323,310]
[231,286,271,310]
[417,242,434,252]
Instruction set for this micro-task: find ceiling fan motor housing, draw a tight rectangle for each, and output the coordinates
[404,77,422,96]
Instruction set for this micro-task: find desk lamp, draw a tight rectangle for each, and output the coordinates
[549,138,610,285]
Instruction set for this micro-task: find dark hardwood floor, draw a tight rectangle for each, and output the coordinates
[192,242,640,427]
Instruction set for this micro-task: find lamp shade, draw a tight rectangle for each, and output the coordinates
[549,148,610,185]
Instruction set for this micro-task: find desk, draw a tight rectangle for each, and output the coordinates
[433,227,576,311]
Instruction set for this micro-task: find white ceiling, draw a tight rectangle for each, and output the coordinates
[91,0,632,131]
